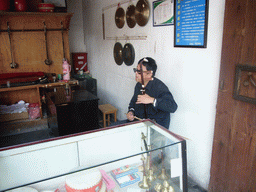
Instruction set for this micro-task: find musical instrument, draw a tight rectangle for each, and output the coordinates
[113,42,123,65]
[139,58,148,118]
[122,43,135,66]
[115,6,125,28]
[135,0,150,26]
[126,3,136,28]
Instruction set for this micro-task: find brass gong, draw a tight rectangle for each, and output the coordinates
[122,43,135,66]
[114,42,123,65]
[135,0,150,26]
[115,7,125,29]
[126,4,136,28]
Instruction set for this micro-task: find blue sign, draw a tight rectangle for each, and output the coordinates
[174,0,208,48]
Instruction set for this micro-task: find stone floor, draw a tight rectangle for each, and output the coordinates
[0,117,207,192]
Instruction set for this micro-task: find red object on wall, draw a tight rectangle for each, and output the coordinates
[72,53,88,74]
[14,0,27,12]
[0,0,10,11]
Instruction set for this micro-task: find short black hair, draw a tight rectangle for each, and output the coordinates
[138,57,157,77]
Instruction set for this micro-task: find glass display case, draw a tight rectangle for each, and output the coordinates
[0,120,187,192]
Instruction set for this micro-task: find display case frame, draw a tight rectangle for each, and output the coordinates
[0,119,187,192]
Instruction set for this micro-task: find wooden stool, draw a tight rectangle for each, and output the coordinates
[99,104,117,127]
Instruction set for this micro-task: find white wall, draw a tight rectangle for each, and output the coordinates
[68,0,226,189]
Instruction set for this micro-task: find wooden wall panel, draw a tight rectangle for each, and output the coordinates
[0,13,72,74]
[209,0,256,191]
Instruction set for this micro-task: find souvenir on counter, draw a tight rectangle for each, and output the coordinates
[65,170,104,192]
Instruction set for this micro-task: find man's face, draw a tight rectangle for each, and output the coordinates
[135,64,153,83]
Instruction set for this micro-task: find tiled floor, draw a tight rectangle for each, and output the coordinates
[0,118,207,192]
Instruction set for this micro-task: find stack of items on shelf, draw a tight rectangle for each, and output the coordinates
[65,170,107,192]
[111,165,140,188]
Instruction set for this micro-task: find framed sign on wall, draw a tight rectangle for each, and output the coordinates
[174,0,209,48]
[153,0,174,27]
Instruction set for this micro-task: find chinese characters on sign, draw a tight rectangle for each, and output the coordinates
[153,0,174,26]
[174,0,208,47]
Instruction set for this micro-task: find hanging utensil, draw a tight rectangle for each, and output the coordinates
[44,22,52,65]
[113,42,123,65]
[7,22,18,69]
[122,43,135,66]
[126,3,136,28]
[135,0,150,26]
[115,6,125,29]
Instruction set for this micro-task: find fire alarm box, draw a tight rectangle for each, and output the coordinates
[72,52,87,74]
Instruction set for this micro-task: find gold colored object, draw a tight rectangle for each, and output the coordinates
[115,7,125,28]
[158,168,169,180]
[138,175,151,189]
[147,168,156,182]
[135,0,150,26]
[113,42,123,65]
[126,4,136,28]
[155,183,162,192]
[122,43,135,66]
[168,185,175,192]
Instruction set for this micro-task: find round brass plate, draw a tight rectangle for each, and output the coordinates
[126,4,136,28]
[135,0,150,26]
[115,7,125,29]
[122,43,135,66]
[113,42,123,65]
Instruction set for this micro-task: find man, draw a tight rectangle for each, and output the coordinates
[126,57,177,129]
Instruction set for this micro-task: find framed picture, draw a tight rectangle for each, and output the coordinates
[43,0,67,12]
[153,0,174,27]
[233,64,256,104]
[174,0,209,48]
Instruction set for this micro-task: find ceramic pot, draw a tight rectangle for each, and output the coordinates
[14,0,27,12]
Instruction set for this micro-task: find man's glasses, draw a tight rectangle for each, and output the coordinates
[133,68,150,74]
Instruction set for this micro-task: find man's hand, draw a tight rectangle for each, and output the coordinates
[127,111,135,121]
[136,94,154,104]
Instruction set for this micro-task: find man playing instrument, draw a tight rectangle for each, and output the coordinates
[126,57,178,129]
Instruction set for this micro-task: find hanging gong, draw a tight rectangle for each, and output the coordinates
[135,0,150,26]
[122,43,135,66]
[115,7,125,29]
[113,42,123,65]
[126,4,136,28]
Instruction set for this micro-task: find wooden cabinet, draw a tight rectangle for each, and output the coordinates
[48,88,99,136]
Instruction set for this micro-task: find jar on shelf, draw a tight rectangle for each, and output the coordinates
[14,0,27,12]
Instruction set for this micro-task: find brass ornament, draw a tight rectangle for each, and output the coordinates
[122,43,135,66]
[113,42,123,65]
[126,4,136,28]
[115,7,125,29]
[135,0,150,26]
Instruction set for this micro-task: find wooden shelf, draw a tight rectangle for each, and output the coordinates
[0,12,73,16]
[0,80,78,120]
